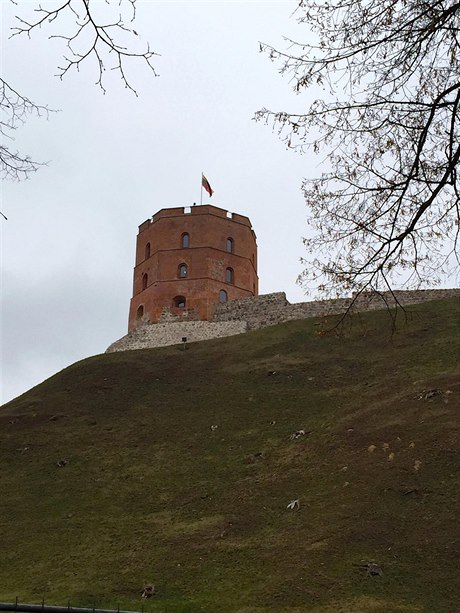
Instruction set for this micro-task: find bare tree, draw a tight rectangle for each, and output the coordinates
[257,0,460,299]
[0,78,51,181]
[2,0,159,182]
[9,0,158,95]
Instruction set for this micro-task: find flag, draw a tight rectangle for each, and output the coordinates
[202,173,214,197]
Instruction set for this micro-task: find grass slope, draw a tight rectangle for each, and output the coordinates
[1,299,459,613]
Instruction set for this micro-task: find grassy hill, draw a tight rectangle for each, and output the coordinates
[1,298,459,613]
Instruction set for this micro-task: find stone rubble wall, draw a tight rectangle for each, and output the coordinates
[212,288,460,330]
[106,320,248,353]
[158,307,202,323]
[211,292,289,330]
[106,288,459,352]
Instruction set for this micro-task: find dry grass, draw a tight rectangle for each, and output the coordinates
[1,298,459,612]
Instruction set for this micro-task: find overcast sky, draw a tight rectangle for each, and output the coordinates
[2,0,326,403]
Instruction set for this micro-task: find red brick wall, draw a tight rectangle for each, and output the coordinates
[128,206,258,331]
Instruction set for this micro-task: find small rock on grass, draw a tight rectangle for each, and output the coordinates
[141,584,156,598]
[354,561,383,576]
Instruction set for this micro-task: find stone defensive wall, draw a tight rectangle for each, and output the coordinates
[106,320,248,353]
[106,288,459,352]
[212,288,460,330]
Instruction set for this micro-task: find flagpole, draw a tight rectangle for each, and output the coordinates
[200,171,203,205]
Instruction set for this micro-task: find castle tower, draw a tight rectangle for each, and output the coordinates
[128,205,258,332]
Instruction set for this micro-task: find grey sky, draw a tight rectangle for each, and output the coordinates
[1,1,321,404]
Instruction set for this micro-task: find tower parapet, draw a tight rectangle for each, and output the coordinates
[128,205,258,332]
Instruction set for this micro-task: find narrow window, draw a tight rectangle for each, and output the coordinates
[181,233,190,248]
[142,273,148,290]
[174,295,186,308]
[136,305,144,319]
[145,242,151,260]
[226,267,234,284]
[178,263,188,278]
[226,238,234,253]
[219,290,228,304]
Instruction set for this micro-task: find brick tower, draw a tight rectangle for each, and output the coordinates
[128,205,258,332]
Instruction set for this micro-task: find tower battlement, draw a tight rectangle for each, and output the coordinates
[138,205,254,232]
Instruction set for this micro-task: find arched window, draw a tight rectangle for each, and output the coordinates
[178,263,188,278]
[136,305,144,319]
[174,295,186,308]
[219,290,228,304]
[181,233,190,248]
[142,273,148,290]
[226,238,234,253]
[145,242,151,260]
[226,267,234,284]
